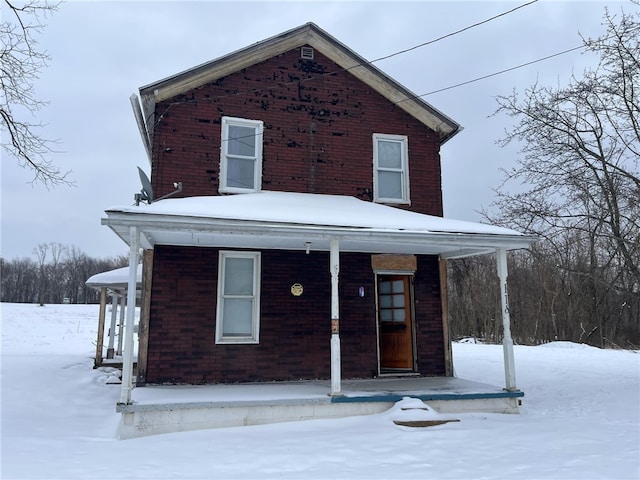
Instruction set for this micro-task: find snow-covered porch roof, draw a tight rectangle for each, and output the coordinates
[85,265,142,291]
[102,191,536,406]
[101,191,535,257]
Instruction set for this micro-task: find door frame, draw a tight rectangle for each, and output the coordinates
[374,270,418,375]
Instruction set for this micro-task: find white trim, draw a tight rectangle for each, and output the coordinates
[374,272,416,374]
[219,116,264,194]
[215,251,261,344]
[120,226,140,405]
[373,133,410,204]
[330,238,341,395]
[496,248,517,391]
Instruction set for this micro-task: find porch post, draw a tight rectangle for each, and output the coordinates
[329,237,342,396]
[106,292,118,359]
[116,290,126,356]
[496,248,517,391]
[119,226,139,405]
[94,287,107,368]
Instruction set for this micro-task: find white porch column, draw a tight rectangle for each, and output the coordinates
[329,237,342,396]
[497,248,517,391]
[116,290,126,356]
[106,293,118,359]
[119,226,139,405]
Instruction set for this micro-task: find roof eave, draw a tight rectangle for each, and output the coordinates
[102,210,536,257]
[138,22,460,143]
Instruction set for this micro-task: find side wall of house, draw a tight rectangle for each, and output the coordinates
[145,246,445,384]
[149,46,443,216]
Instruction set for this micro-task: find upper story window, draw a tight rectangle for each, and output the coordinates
[373,134,410,204]
[215,251,261,344]
[220,116,264,193]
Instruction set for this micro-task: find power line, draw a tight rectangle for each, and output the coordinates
[403,44,586,100]
[161,0,540,112]
[369,0,539,65]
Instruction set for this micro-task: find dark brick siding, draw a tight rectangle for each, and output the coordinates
[144,45,448,384]
[146,246,445,384]
[150,47,443,216]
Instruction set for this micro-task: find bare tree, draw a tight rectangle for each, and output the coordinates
[0,0,69,186]
[455,4,640,348]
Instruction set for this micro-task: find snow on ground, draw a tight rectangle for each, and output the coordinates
[1,303,638,479]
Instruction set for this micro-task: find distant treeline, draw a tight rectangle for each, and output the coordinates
[447,237,640,350]
[2,240,638,348]
[1,243,127,305]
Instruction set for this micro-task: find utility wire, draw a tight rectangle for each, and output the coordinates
[405,44,586,100]
[166,0,540,111]
[369,0,539,65]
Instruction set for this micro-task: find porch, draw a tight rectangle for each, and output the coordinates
[116,376,523,439]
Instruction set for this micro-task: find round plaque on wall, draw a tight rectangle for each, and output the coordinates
[290,283,304,296]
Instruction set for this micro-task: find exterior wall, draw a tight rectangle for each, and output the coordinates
[149,46,443,216]
[146,246,445,384]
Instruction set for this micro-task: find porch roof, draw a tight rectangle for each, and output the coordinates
[85,264,142,290]
[102,191,536,259]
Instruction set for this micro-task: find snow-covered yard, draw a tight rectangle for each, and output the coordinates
[1,302,638,479]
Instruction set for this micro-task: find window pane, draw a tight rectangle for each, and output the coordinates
[392,293,404,307]
[380,309,392,322]
[379,295,391,308]
[379,281,391,294]
[224,257,254,295]
[227,157,255,189]
[228,125,256,156]
[378,171,402,199]
[392,280,404,292]
[222,298,253,336]
[394,309,406,322]
[377,140,401,169]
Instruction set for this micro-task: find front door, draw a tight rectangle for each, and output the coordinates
[377,274,415,371]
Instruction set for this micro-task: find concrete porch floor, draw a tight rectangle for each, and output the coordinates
[116,377,523,439]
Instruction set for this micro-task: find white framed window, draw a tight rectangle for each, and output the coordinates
[215,251,261,344]
[220,116,264,193]
[373,134,410,204]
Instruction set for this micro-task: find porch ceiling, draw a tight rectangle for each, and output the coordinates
[102,192,536,259]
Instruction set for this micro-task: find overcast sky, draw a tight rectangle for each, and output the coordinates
[0,0,627,261]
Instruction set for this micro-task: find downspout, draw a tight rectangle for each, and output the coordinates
[330,237,342,396]
[130,94,152,166]
[119,226,140,405]
[497,248,517,391]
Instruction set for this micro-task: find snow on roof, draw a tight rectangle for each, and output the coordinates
[85,264,142,288]
[107,191,523,237]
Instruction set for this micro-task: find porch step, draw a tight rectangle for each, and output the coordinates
[390,397,460,428]
[393,418,460,427]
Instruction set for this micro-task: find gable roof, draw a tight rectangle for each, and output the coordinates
[137,22,461,145]
[103,191,535,259]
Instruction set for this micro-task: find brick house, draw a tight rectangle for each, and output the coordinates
[103,23,534,407]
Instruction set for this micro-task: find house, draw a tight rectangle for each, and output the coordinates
[85,265,142,367]
[102,23,535,437]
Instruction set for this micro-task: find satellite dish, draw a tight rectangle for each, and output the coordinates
[137,167,154,204]
[134,166,182,205]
